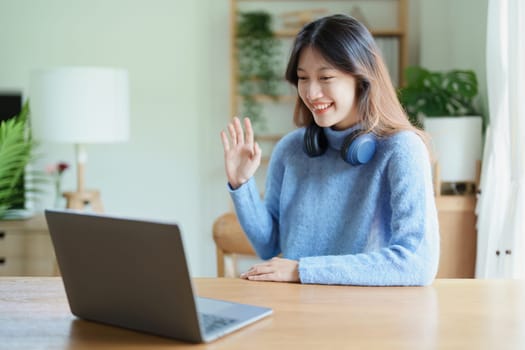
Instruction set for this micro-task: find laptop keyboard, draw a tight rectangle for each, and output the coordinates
[199,313,238,333]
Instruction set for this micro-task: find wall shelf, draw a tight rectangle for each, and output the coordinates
[230,0,409,190]
[230,0,409,129]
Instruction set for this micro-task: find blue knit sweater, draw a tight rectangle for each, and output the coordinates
[228,125,439,286]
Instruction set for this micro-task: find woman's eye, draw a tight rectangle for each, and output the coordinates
[297,76,308,81]
[321,76,334,81]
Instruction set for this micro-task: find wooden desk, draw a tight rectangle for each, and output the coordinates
[1,277,524,349]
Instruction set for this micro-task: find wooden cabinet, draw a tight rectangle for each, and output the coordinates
[435,195,477,278]
[0,215,57,276]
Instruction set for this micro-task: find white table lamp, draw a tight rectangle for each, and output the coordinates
[30,67,130,212]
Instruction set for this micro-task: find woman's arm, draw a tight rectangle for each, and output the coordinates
[224,118,289,260]
[229,178,281,259]
[241,133,439,286]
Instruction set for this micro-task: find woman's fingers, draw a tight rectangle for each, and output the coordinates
[241,258,300,283]
[220,130,230,152]
[243,265,276,281]
[228,123,237,145]
[240,262,273,278]
[254,142,261,161]
[244,117,254,146]
[247,274,274,281]
[224,117,257,154]
[234,117,245,145]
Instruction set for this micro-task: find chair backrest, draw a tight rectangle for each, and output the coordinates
[212,212,256,277]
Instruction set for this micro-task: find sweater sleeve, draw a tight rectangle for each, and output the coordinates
[228,133,291,260]
[298,134,440,286]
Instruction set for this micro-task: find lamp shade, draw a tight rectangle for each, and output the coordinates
[30,67,130,143]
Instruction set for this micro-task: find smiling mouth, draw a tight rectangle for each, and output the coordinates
[312,103,333,113]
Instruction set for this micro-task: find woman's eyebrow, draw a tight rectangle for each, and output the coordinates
[297,66,336,72]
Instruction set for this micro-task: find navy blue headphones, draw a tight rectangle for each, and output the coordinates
[303,123,377,165]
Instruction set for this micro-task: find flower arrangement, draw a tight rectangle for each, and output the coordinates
[45,162,69,208]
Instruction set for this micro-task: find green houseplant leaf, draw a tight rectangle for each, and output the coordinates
[236,11,281,131]
[0,101,41,218]
[398,66,479,128]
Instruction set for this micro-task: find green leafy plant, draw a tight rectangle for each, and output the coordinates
[398,66,479,128]
[0,101,42,218]
[236,11,281,130]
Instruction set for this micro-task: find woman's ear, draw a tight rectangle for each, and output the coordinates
[358,79,370,96]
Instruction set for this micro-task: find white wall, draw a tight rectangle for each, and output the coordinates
[0,0,231,276]
[420,0,489,118]
[0,0,489,277]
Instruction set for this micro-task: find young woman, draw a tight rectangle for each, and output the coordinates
[220,14,439,286]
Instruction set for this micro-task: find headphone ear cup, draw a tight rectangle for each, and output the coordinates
[303,124,328,157]
[341,131,377,165]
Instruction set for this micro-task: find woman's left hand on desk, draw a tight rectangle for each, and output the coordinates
[241,257,300,282]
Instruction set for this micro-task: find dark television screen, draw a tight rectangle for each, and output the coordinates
[0,93,22,122]
[0,93,24,209]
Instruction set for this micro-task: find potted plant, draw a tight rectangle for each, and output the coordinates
[398,66,483,184]
[236,11,281,131]
[0,101,42,218]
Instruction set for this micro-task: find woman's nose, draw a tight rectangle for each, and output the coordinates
[306,82,323,101]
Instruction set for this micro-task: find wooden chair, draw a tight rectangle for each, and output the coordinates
[212,212,256,277]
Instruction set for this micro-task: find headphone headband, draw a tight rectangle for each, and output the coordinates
[303,124,376,165]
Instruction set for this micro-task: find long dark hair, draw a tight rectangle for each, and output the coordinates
[285,14,428,146]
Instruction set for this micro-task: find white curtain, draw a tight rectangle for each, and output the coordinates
[476,0,525,278]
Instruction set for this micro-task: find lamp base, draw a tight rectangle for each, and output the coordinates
[63,190,104,213]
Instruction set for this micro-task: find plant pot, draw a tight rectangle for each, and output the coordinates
[423,116,483,183]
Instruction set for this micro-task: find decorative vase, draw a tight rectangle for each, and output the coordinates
[54,179,63,209]
[423,116,483,183]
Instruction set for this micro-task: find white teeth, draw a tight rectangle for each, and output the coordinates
[313,103,331,111]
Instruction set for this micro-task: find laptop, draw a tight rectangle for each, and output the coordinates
[44,209,272,343]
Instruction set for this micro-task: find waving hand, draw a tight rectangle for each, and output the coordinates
[220,117,262,189]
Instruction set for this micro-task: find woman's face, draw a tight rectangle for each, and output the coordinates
[297,47,359,130]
